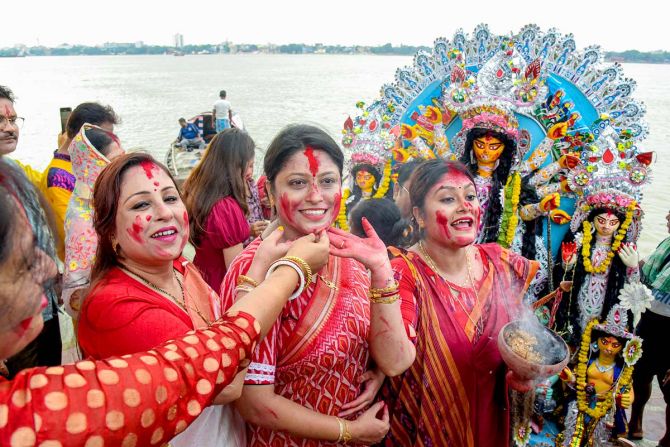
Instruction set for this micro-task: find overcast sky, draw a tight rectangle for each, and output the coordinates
[3,0,667,51]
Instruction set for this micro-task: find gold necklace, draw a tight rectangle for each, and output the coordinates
[121,267,212,325]
[418,241,484,337]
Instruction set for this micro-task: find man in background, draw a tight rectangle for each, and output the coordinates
[212,89,232,132]
[176,118,205,150]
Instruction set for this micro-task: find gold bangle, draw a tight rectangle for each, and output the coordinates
[342,419,352,444]
[370,293,400,304]
[336,417,345,443]
[284,256,313,287]
[237,275,259,288]
[369,280,399,299]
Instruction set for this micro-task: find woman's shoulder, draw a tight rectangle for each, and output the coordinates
[211,196,245,215]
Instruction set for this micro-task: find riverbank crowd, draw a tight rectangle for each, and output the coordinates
[0,83,668,447]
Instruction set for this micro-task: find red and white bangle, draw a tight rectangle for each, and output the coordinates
[266,257,306,301]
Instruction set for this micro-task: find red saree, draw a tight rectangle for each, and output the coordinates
[220,239,371,447]
[383,243,538,447]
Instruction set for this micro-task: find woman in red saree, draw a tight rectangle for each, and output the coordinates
[383,160,539,447]
[221,124,416,446]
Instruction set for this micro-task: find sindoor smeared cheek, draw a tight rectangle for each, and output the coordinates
[435,210,452,239]
[279,193,296,225]
[304,148,319,177]
[145,215,152,222]
[127,215,144,243]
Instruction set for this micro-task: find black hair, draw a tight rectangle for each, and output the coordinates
[84,127,116,157]
[0,189,16,265]
[553,207,629,344]
[350,198,412,248]
[460,128,516,243]
[263,124,344,185]
[397,160,424,186]
[66,103,119,139]
[519,175,541,260]
[219,90,227,98]
[0,85,15,103]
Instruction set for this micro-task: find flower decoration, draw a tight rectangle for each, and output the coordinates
[617,281,654,326]
[623,337,643,367]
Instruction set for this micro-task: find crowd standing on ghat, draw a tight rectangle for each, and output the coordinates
[0,27,669,447]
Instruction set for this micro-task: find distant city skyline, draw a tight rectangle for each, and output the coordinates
[4,0,669,52]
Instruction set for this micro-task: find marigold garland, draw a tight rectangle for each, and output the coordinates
[372,160,392,199]
[337,188,351,231]
[581,201,636,274]
[497,172,522,248]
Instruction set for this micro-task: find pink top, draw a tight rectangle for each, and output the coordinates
[193,197,250,291]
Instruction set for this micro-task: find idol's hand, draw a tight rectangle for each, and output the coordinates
[559,153,581,169]
[550,209,571,225]
[286,230,330,273]
[559,281,573,292]
[540,193,561,212]
[618,243,640,269]
[618,390,633,409]
[558,367,575,384]
[339,368,386,417]
[348,401,390,445]
[328,218,390,274]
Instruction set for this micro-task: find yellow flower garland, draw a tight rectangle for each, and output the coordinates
[337,188,351,231]
[372,160,392,199]
[505,173,522,247]
[581,201,636,274]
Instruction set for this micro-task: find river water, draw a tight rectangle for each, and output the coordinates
[2,54,668,255]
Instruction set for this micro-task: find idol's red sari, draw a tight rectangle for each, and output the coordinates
[221,238,371,447]
[384,243,538,447]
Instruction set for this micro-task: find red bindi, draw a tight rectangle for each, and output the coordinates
[153,181,160,187]
[304,147,320,177]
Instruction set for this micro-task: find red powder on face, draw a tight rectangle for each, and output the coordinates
[127,215,144,243]
[145,215,151,222]
[182,211,189,229]
[435,210,452,239]
[279,193,295,225]
[304,147,320,177]
[140,160,156,179]
[153,181,160,187]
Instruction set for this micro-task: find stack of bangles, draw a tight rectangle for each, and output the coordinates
[235,275,259,297]
[369,280,400,304]
[265,256,313,300]
[336,417,352,443]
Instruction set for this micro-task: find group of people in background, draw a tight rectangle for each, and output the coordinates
[0,82,668,447]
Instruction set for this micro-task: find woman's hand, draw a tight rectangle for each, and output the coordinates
[250,227,293,274]
[618,243,640,269]
[286,230,330,273]
[250,220,270,238]
[328,218,390,274]
[347,401,390,445]
[339,368,386,417]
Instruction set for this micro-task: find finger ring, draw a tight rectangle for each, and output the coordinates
[340,241,345,249]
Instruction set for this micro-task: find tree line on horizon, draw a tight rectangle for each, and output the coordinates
[1,43,669,63]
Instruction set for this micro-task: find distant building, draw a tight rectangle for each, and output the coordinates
[174,33,184,48]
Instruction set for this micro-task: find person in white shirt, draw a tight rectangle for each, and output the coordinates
[213,90,233,133]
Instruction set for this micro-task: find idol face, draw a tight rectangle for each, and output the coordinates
[417,170,481,248]
[114,164,189,266]
[597,336,623,359]
[270,149,341,238]
[0,98,19,156]
[593,212,621,238]
[355,169,376,193]
[473,135,504,165]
